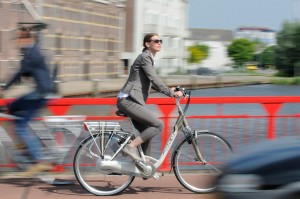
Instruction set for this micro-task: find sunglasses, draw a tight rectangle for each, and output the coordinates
[150,39,163,44]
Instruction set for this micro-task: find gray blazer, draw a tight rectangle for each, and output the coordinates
[120,50,175,105]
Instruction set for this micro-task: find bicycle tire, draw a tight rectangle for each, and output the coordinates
[73,133,135,196]
[172,131,232,193]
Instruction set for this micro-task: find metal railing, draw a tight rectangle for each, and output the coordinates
[1,96,300,171]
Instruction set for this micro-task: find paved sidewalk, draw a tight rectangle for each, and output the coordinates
[1,74,273,98]
[0,173,218,199]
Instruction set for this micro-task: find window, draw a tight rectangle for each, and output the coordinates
[107,40,114,56]
[0,31,2,53]
[55,33,62,55]
[84,36,91,55]
[83,61,90,80]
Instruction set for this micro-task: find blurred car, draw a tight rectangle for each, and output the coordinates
[215,136,300,199]
[187,67,215,75]
[246,64,258,70]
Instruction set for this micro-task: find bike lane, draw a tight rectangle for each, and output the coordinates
[0,173,217,199]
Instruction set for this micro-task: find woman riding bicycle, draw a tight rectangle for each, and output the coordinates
[117,33,183,161]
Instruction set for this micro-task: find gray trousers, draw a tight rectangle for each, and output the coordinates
[117,97,163,155]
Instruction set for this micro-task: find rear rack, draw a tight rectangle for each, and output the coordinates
[84,122,121,132]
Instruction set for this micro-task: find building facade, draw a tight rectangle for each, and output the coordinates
[0,0,126,83]
[186,28,234,71]
[0,1,33,83]
[121,0,189,75]
[235,27,276,45]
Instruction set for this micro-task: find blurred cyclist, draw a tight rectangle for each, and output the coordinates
[0,27,52,176]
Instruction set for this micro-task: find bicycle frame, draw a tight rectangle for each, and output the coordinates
[80,90,207,178]
[151,97,192,169]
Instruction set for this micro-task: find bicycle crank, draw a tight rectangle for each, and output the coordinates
[135,161,155,178]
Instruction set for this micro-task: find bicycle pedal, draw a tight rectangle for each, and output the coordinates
[153,173,160,180]
[142,172,161,180]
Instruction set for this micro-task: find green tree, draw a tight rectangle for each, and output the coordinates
[254,45,276,68]
[275,21,300,77]
[227,38,255,67]
[261,45,276,68]
[187,44,209,64]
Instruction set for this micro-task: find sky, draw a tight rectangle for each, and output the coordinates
[188,0,300,31]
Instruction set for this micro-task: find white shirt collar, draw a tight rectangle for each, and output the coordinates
[148,50,155,66]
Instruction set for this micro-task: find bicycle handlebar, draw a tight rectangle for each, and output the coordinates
[175,86,191,114]
[175,86,190,98]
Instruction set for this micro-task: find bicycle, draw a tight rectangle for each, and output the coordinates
[0,111,85,184]
[73,87,233,195]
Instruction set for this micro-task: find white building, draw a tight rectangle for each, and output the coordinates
[235,27,276,45]
[185,28,234,71]
[121,0,189,75]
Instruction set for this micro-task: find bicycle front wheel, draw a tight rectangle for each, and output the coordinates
[172,131,232,193]
[73,133,135,196]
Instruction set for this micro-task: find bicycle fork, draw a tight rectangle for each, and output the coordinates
[181,117,207,165]
[190,135,207,164]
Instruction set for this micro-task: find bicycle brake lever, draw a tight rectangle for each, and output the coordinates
[184,94,189,100]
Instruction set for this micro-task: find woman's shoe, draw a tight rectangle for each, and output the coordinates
[122,145,142,162]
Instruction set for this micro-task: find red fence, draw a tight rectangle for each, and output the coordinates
[1,96,300,171]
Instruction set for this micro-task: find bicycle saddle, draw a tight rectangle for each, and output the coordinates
[116,110,126,117]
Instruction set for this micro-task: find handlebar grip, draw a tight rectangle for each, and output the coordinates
[174,86,189,97]
[175,86,181,92]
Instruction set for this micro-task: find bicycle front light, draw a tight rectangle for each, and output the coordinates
[217,174,263,193]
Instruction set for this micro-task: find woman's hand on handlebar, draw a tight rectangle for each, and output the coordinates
[171,87,184,98]
[174,90,184,98]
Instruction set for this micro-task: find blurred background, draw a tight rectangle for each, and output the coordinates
[0,1,300,198]
[0,0,299,91]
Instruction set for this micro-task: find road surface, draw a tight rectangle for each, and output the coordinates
[0,173,218,199]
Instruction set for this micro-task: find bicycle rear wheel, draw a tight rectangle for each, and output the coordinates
[73,133,134,196]
[172,131,232,193]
